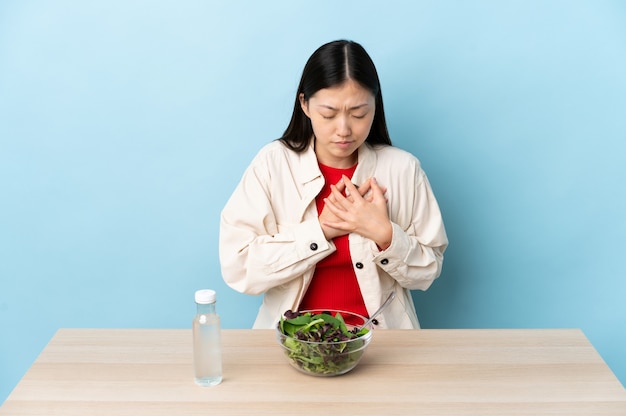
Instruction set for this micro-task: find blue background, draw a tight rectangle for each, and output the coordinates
[1,0,625,403]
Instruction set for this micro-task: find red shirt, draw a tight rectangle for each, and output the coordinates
[298,163,369,323]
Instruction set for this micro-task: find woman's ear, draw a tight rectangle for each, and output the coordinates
[299,93,310,118]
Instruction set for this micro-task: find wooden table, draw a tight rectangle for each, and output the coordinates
[1,328,625,415]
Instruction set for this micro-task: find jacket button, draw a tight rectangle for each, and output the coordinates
[309,243,318,251]
[355,262,364,269]
[381,258,389,265]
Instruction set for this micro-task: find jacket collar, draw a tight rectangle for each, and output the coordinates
[296,140,379,218]
[298,140,378,184]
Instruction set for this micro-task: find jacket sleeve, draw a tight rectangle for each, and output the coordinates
[371,166,448,291]
[219,156,334,295]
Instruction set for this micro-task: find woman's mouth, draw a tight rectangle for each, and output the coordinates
[335,141,353,149]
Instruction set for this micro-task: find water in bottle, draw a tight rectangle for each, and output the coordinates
[192,289,223,386]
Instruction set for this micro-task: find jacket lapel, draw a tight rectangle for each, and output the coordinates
[353,143,377,186]
[297,141,324,221]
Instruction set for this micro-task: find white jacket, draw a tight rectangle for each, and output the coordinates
[219,140,448,329]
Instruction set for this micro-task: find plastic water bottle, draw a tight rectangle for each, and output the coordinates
[192,289,223,386]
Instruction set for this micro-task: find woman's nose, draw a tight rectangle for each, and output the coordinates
[336,115,351,137]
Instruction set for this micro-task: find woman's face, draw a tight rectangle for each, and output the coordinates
[300,79,375,168]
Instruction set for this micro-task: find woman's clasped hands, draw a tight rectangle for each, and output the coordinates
[319,175,393,250]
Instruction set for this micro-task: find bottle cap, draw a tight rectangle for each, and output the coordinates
[195,289,216,304]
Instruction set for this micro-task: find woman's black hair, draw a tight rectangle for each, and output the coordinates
[278,40,392,152]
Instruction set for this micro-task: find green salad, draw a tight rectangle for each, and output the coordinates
[277,310,370,375]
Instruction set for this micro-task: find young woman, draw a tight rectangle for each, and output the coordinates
[219,40,448,329]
